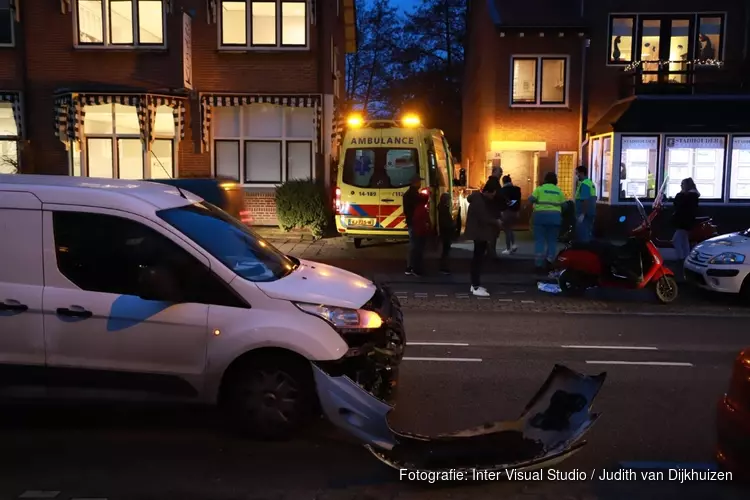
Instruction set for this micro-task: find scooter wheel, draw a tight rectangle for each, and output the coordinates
[654,275,679,304]
[558,269,585,295]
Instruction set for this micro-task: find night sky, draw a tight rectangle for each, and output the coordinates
[378,0,421,13]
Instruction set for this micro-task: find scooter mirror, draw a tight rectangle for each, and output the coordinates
[618,216,627,223]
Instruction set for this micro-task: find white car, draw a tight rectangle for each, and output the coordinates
[0,174,404,440]
[683,229,750,296]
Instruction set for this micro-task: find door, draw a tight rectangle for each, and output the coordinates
[379,147,420,230]
[41,207,213,395]
[339,147,381,229]
[0,191,45,370]
[556,152,578,199]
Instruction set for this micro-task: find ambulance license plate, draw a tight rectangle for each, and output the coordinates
[348,218,376,226]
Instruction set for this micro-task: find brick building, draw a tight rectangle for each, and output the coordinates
[0,0,355,225]
[463,0,750,231]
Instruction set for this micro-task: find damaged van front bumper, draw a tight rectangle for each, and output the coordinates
[312,362,606,474]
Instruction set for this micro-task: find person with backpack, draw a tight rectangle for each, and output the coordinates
[499,175,521,254]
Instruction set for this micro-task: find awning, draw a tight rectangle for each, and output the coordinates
[0,92,23,138]
[199,94,322,153]
[53,92,187,150]
[588,95,750,136]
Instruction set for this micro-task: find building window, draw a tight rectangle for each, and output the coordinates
[665,136,726,200]
[0,0,14,46]
[71,103,176,178]
[619,136,659,201]
[213,103,315,184]
[698,15,723,60]
[729,137,750,200]
[590,137,602,193]
[0,102,18,173]
[510,56,568,107]
[600,136,613,200]
[608,16,635,64]
[76,0,166,47]
[220,0,308,49]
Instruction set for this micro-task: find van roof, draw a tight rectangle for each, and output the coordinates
[0,174,203,213]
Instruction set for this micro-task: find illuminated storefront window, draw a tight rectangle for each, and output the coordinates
[590,137,601,192]
[601,136,612,200]
[619,136,659,200]
[665,136,725,199]
[729,137,750,200]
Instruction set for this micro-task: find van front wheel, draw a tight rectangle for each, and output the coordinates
[224,356,317,440]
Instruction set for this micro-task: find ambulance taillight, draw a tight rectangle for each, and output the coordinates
[334,187,342,213]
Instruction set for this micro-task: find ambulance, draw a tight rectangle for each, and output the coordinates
[333,113,458,248]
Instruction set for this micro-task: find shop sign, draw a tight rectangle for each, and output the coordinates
[622,137,658,150]
[733,137,750,150]
[666,136,724,149]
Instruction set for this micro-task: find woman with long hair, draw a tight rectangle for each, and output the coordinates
[672,177,700,260]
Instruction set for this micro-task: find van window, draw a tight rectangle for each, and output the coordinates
[342,148,419,188]
[157,202,296,283]
[433,137,450,188]
[52,211,244,307]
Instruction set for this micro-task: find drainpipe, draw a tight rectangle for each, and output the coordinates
[578,36,590,166]
[18,7,31,172]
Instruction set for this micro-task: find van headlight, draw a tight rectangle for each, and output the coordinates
[708,252,745,265]
[294,302,383,330]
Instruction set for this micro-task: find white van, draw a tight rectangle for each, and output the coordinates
[0,174,405,439]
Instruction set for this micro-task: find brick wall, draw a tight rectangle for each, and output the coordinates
[244,190,278,226]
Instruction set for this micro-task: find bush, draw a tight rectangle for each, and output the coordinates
[274,179,330,239]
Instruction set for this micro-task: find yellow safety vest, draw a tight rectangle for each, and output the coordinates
[575,178,596,200]
[532,183,566,212]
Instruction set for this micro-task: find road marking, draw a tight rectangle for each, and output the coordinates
[521,300,535,304]
[19,493,60,499]
[562,345,658,351]
[512,290,526,294]
[619,461,717,471]
[586,361,693,367]
[414,293,428,298]
[407,342,470,346]
[435,294,448,297]
[564,311,750,318]
[404,357,482,362]
[456,294,469,299]
[498,298,512,302]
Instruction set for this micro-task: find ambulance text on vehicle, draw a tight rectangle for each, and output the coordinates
[333,113,458,247]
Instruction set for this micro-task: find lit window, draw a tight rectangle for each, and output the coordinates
[76,0,165,47]
[73,102,177,179]
[219,0,308,49]
[0,0,14,46]
[698,16,724,61]
[665,136,726,200]
[729,137,750,200]
[213,104,314,184]
[619,136,659,201]
[0,102,19,173]
[510,56,568,106]
[608,16,634,64]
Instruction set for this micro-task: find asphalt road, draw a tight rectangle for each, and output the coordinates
[1,312,748,499]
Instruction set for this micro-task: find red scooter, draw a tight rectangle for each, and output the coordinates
[553,195,678,304]
[652,215,718,248]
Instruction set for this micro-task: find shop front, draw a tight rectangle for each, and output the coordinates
[586,95,750,238]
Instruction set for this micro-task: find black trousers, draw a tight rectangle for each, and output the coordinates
[472,240,488,287]
[439,236,452,270]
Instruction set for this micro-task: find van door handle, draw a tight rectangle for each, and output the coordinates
[381,199,394,203]
[56,306,93,319]
[0,300,28,312]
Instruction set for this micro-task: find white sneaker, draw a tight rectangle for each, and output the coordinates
[501,249,511,255]
[470,286,490,297]
[510,245,518,253]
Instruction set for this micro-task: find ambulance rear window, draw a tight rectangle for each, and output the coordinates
[342,148,419,188]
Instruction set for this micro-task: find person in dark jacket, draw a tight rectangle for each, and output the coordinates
[464,185,503,297]
[672,177,700,260]
[438,192,455,274]
[403,175,423,275]
[407,192,431,275]
[499,175,521,254]
[483,166,505,258]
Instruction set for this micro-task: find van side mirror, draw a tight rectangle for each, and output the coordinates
[138,265,183,302]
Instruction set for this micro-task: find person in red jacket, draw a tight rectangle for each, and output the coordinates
[408,192,431,276]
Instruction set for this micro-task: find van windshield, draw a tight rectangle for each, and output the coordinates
[157,202,296,282]
[342,148,419,188]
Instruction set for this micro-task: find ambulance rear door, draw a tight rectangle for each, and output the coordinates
[339,134,384,230]
[376,130,421,231]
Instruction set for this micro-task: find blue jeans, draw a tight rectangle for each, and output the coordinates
[575,215,594,243]
[672,229,690,260]
[534,223,561,267]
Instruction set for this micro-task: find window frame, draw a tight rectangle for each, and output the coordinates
[618,134,661,202]
[663,134,727,201]
[606,12,727,66]
[245,139,283,184]
[728,135,750,202]
[73,0,168,49]
[509,55,570,108]
[0,1,15,48]
[285,140,313,180]
[211,104,316,187]
[0,101,19,173]
[71,102,179,179]
[218,0,310,51]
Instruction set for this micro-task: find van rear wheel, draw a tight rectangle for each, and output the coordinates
[223,355,317,440]
[353,238,363,248]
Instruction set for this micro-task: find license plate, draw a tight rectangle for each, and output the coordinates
[348,218,376,227]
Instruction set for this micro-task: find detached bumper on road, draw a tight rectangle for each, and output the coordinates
[313,362,607,474]
[684,259,747,294]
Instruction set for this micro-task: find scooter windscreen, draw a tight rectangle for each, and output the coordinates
[313,363,606,474]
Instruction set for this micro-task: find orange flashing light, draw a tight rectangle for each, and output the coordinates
[402,114,421,127]
[347,114,364,128]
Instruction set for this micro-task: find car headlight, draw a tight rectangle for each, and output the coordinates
[294,302,383,330]
[708,252,745,265]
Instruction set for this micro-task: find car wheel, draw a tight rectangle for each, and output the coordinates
[353,238,363,249]
[224,355,317,440]
[654,275,679,304]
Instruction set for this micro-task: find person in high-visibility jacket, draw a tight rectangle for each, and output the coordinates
[574,165,597,243]
[529,172,567,272]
